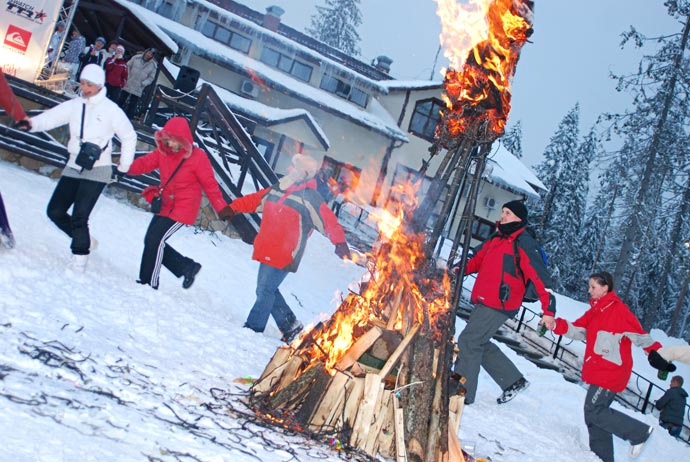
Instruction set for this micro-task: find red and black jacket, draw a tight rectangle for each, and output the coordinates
[465,227,555,316]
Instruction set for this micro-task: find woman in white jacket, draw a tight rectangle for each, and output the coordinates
[22,64,137,271]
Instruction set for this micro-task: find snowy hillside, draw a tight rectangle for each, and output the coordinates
[1,159,689,462]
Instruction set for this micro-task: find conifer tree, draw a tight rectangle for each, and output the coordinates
[502,121,523,159]
[307,0,363,56]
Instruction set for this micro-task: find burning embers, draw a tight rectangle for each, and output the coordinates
[248,185,456,458]
[437,0,534,140]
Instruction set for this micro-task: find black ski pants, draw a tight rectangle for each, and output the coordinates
[584,385,651,462]
[46,176,105,255]
[138,215,195,289]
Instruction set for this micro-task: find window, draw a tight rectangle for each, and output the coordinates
[320,74,369,108]
[259,47,313,82]
[201,21,251,54]
[322,156,361,192]
[409,99,444,141]
[471,217,495,242]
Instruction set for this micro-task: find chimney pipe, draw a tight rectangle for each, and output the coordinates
[263,5,285,32]
[374,55,393,74]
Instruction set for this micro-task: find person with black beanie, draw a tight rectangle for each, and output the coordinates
[450,199,556,405]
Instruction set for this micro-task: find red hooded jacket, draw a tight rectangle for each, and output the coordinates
[0,70,26,122]
[127,117,227,225]
[554,290,661,392]
[230,179,346,272]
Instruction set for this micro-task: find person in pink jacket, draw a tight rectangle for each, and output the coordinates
[547,271,672,462]
[126,117,231,289]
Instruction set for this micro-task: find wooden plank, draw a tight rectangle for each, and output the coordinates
[449,395,465,434]
[251,346,293,395]
[376,391,397,459]
[308,370,352,431]
[394,395,408,462]
[448,398,465,462]
[335,325,383,371]
[379,323,420,379]
[274,354,305,392]
[386,287,405,330]
[350,373,384,449]
[268,363,319,409]
[364,389,393,455]
[342,377,364,429]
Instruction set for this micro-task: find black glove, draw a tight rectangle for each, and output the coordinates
[335,242,351,260]
[111,165,126,182]
[648,350,676,372]
[218,205,236,221]
[13,119,31,131]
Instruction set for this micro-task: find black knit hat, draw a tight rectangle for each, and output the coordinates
[502,200,528,221]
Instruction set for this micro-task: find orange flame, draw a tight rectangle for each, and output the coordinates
[436,0,533,137]
[296,180,451,373]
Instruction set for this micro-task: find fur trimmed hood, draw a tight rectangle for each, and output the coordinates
[154,117,193,158]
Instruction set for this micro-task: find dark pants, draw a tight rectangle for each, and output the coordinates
[0,191,12,240]
[584,385,652,462]
[46,177,105,255]
[105,84,122,103]
[119,90,141,119]
[245,263,298,335]
[453,303,522,403]
[138,215,194,289]
[660,421,682,437]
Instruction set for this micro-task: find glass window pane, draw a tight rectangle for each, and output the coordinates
[201,22,215,38]
[320,74,338,93]
[260,47,280,67]
[291,61,313,82]
[277,55,292,72]
[349,87,368,107]
[230,33,251,53]
[215,27,231,44]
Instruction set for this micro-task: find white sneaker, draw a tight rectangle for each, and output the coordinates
[629,426,653,459]
[70,254,88,273]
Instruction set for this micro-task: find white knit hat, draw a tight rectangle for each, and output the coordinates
[80,64,105,87]
[290,154,319,181]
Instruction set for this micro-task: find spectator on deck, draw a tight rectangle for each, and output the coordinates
[62,28,86,82]
[104,45,128,102]
[217,154,352,344]
[125,117,230,290]
[18,65,136,272]
[655,375,688,437]
[46,21,66,68]
[547,271,675,462]
[119,48,158,120]
[78,36,107,79]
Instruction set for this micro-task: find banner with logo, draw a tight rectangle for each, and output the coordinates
[0,0,64,81]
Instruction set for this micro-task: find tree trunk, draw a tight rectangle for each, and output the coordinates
[614,14,690,289]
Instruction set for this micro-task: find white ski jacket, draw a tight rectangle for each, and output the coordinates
[29,87,137,173]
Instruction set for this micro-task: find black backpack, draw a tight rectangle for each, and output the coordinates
[512,231,549,303]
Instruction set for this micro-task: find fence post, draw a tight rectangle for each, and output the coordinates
[641,382,654,414]
[515,306,527,333]
[552,335,563,360]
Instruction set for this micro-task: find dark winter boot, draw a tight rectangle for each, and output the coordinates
[182,262,202,289]
[497,377,530,404]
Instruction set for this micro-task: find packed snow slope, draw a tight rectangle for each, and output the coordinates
[1,159,689,462]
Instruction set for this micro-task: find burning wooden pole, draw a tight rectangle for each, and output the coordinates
[246,2,535,461]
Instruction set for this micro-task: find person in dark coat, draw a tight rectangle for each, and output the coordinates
[450,200,556,405]
[126,117,230,290]
[104,45,128,102]
[0,70,30,248]
[655,375,688,437]
[218,154,351,344]
[547,271,673,462]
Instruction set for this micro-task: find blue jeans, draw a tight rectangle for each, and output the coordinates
[245,263,297,334]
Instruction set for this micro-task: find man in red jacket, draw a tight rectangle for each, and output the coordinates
[219,154,351,343]
[0,70,30,248]
[451,200,555,404]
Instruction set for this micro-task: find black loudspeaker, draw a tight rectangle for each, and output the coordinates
[174,66,200,93]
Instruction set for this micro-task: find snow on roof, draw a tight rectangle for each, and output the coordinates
[161,60,330,150]
[485,142,546,198]
[122,1,408,143]
[379,80,444,91]
[194,0,390,92]
[112,0,179,53]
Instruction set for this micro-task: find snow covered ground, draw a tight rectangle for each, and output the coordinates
[1,159,689,462]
